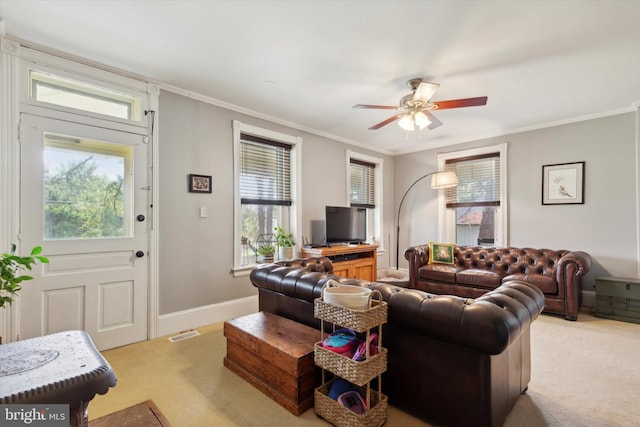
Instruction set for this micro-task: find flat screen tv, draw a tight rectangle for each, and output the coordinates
[325,206,367,245]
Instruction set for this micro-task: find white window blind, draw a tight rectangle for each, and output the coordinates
[350,159,376,208]
[240,133,292,206]
[445,153,500,208]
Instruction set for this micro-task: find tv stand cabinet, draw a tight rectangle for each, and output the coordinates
[300,244,378,281]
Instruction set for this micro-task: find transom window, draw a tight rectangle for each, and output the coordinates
[30,70,142,121]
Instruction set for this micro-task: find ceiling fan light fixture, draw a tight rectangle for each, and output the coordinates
[398,114,415,131]
[398,111,431,131]
[356,78,487,131]
[414,111,431,129]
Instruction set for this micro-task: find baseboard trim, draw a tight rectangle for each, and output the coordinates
[581,290,596,309]
[156,295,258,338]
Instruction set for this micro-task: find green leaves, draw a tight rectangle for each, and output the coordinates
[274,226,295,247]
[0,244,49,309]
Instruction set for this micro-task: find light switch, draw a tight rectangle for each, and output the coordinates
[200,206,208,218]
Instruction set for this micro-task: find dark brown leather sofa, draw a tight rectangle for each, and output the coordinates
[405,245,591,320]
[250,257,546,427]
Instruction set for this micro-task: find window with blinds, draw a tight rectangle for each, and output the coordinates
[444,153,500,208]
[350,159,376,208]
[240,133,291,206]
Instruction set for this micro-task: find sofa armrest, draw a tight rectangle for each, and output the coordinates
[370,280,545,355]
[556,251,591,284]
[556,251,592,298]
[404,244,430,287]
[555,251,592,319]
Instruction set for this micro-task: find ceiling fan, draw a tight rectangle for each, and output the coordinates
[353,78,488,131]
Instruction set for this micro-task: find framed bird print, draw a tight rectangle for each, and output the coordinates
[542,161,585,205]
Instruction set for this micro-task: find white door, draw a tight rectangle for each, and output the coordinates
[18,113,148,350]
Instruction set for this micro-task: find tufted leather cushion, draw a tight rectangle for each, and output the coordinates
[417,264,460,283]
[276,256,334,274]
[453,246,568,276]
[370,280,544,354]
[504,273,557,294]
[456,269,502,288]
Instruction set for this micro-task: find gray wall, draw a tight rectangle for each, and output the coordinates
[394,112,638,294]
[158,90,635,314]
[158,90,394,314]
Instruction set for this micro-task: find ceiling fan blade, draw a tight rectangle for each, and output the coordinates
[369,114,402,130]
[432,96,488,110]
[412,82,440,103]
[422,110,443,130]
[353,104,398,110]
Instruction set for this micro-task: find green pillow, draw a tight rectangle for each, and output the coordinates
[428,241,455,265]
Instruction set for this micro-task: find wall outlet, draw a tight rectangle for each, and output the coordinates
[200,206,208,218]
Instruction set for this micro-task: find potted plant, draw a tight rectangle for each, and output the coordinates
[1,244,49,309]
[274,226,295,260]
[257,245,276,263]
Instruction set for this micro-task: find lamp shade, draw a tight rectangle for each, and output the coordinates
[430,171,458,189]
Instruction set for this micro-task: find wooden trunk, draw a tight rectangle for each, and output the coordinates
[223,311,320,415]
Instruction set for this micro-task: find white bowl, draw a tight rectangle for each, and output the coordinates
[323,285,372,310]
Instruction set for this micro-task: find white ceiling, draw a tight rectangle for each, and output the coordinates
[1,0,639,155]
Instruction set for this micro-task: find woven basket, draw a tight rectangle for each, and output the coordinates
[314,343,387,386]
[315,288,387,332]
[314,379,387,427]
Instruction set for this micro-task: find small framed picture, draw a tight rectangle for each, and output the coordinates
[188,174,212,193]
[542,162,584,205]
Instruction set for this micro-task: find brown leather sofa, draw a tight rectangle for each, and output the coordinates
[250,257,546,427]
[405,245,591,320]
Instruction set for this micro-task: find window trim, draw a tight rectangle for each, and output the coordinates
[346,150,384,252]
[436,143,508,245]
[232,120,302,276]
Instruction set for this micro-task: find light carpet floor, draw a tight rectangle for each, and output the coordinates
[90,309,640,426]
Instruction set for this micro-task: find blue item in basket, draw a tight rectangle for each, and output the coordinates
[328,379,357,400]
[322,329,357,356]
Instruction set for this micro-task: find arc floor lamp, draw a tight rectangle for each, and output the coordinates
[396,170,458,269]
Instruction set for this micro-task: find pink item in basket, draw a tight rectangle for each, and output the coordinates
[352,332,378,361]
